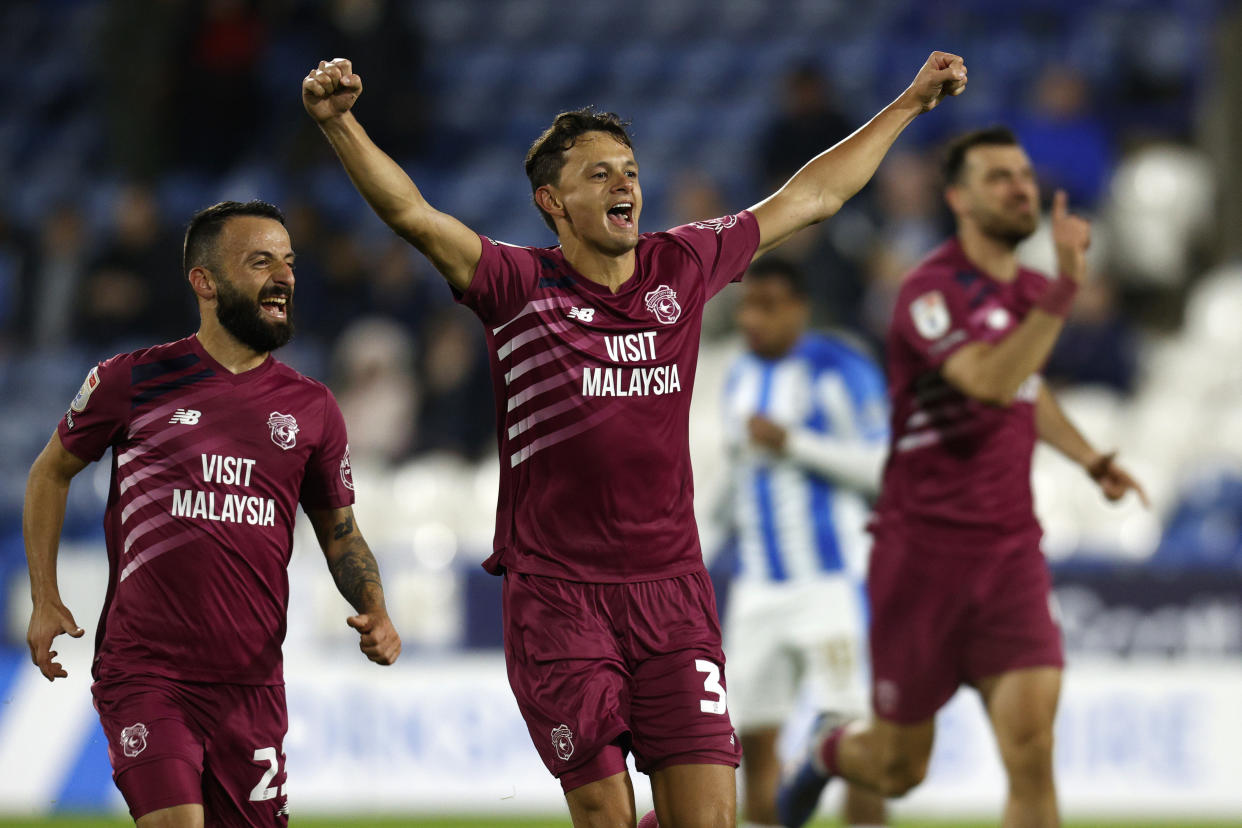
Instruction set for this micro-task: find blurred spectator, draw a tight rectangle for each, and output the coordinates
[97,0,185,179]
[416,309,493,460]
[75,185,191,348]
[174,0,271,174]
[0,210,31,348]
[758,61,855,193]
[26,205,90,350]
[332,316,419,466]
[1014,66,1114,208]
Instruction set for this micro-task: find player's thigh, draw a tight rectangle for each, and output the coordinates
[975,666,1062,765]
[796,579,871,717]
[564,770,636,828]
[963,547,1064,684]
[135,804,205,828]
[199,684,289,827]
[624,573,740,773]
[92,679,206,820]
[650,762,736,828]
[722,581,799,730]
[867,534,968,722]
[503,573,631,787]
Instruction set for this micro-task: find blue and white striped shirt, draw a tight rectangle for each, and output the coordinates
[721,333,889,582]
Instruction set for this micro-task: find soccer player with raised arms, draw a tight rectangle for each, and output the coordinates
[777,128,1148,828]
[304,53,966,827]
[24,201,400,827]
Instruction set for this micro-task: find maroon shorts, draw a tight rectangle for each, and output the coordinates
[92,676,289,826]
[867,527,1064,724]
[503,568,741,792]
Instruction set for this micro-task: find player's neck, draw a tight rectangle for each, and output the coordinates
[195,322,269,374]
[956,226,1019,283]
[559,236,636,293]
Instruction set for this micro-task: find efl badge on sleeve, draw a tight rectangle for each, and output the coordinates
[339,446,354,491]
[910,290,950,340]
[70,366,101,412]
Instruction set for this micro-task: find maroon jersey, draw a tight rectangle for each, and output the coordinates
[58,335,354,685]
[874,237,1051,549]
[457,213,760,582]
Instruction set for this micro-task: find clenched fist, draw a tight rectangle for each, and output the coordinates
[903,51,968,113]
[303,58,362,123]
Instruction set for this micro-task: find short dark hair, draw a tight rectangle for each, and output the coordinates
[524,107,633,231]
[747,257,807,298]
[940,126,1021,186]
[183,200,286,278]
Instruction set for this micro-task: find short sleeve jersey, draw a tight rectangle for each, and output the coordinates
[58,335,354,685]
[457,212,760,582]
[874,238,1051,549]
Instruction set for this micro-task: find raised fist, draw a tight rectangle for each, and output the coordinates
[905,51,968,113]
[303,58,362,123]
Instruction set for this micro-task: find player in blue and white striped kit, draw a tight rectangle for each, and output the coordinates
[717,258,889,828]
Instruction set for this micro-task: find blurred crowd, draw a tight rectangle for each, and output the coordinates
[0,0,1237,575]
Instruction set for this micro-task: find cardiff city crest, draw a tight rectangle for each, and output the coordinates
[120,723,149,758]
[267,412,299,450]
[644,284,682,325]
[551,724,575,761]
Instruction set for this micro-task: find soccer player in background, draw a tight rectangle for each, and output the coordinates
[777,128,1148,828]
[303,52,966,828]
[23,201,401,827]
[718,258,888,828]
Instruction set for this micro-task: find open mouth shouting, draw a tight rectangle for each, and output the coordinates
[607,201,634,229]
[260,292,290,321]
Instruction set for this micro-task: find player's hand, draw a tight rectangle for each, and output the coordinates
[303,58,363,124]
[747,415,788,454]
[1051,190,1092,285]
[347,612,401,665]
[27,600,84,682]
[903,51,967,113]
[1087,452,1150,508]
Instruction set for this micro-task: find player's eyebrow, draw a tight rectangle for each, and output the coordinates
[247,249,296,263]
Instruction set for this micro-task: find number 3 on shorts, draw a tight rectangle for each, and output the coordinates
[695,658,727,714]
[249,746,286,801]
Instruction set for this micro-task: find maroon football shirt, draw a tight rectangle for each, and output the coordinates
[874,237,1054,550]
[58,335,354,685]
[457,213,760,582]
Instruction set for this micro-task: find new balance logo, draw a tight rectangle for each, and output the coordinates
[568,307,596,322]
[168,409,201,425]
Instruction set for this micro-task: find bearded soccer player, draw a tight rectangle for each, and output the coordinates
[777,128,1148,828]
[23,201,401,828]
[304,53,966,827]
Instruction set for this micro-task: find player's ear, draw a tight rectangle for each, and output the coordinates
[534,185,565,221]
[188,266,216,302]
[943,184,964,217]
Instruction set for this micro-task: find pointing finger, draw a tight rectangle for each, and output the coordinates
[1052,189,1068,221]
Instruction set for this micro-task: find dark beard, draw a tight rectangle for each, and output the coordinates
[215,277,294,354]
[978,207,1038,247]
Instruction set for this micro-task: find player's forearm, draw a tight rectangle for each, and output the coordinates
[327,538,388,615]
[319,112,432,238]
[780,95,922,222]
[22,465,71,604]
[1035,385,1097,467]
[947,310,1066,405]
[784,431,887,495]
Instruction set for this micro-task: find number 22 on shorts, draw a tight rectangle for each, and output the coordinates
[250,746,286,801]
[695,658,727,714]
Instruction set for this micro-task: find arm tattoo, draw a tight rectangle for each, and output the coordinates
[329,537,385,612]
[332,515,355,541]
